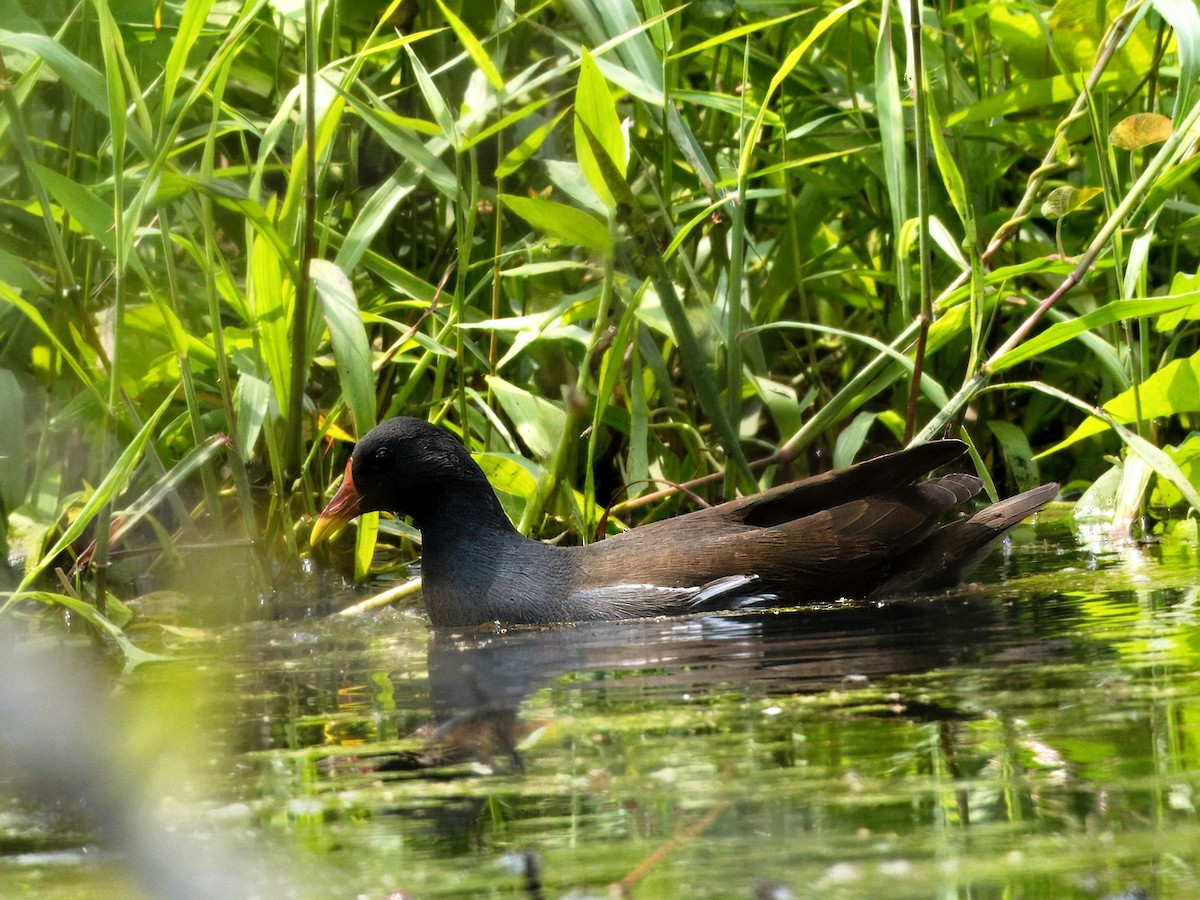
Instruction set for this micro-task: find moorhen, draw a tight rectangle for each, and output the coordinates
[311,417,1058,628]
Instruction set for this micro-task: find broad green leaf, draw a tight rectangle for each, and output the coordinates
[1013,380,1200,514]
[112,304,186,389]
[544,159,607,214]
[1045,351,1200,452]
[233,374,271,462]
[1041,185,1103,219]
[1041,306,1129,390]
[312,259,377,435]
[501,194,612,253]
[878,410,906,442]
[1152,434,1200,510]
[477,452,546,524]
[0,370,25,511]
[247,236,292,416]
[476,453,540,498]
[486,376,567,460]
[750,376,803,443]
[1145,0,1200,119]
[1118,428,1200,515]
[32,165,116,253]
[563,0,716,192]
[574,48,626,209]
[987,0,1155,79]
[1073,462,1123,526]
[0,247,39,291]
[589,48,663,106]
[562,0,665,94]
[1157,269,1200,331]
[1082,455,1152,535]
[834,411,877,469]
[354,512,378,582]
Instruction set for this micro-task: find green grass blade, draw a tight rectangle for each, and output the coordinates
[312,259,377,435]
[992,293,1200,372]
[434,0,504,90]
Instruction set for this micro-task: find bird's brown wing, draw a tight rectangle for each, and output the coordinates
[580,474,983,601]
[628,440,968,539]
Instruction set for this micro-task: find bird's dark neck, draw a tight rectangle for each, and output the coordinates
[414,470,518,543]
[412,474,570,628]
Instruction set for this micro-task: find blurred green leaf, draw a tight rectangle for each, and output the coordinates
[0,32,108,114]
[1041,185,1104,220]
[1156,269,1200,332]
[834,411,877,469]
[1110,112,1173,151]
[496,108,569,179]
[435,0,503,90]
[12,389,177,597]
[233,374,271,463]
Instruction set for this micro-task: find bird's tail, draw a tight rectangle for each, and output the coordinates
[871,482,1059,598]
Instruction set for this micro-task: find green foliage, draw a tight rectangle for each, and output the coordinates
[2,0,1200,646]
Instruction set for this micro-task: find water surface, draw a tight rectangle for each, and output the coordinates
[2,514,1198,898]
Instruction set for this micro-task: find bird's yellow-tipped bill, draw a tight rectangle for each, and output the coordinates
[311,459,362,545]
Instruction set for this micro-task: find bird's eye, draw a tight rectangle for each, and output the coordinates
[373,447,392,464]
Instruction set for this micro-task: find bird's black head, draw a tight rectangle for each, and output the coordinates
[347,417,483,523]
[312,417,514,546]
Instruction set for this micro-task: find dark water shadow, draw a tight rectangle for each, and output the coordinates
[395,591,1083,769]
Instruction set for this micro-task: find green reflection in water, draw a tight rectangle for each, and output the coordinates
[2,519,1198,899]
